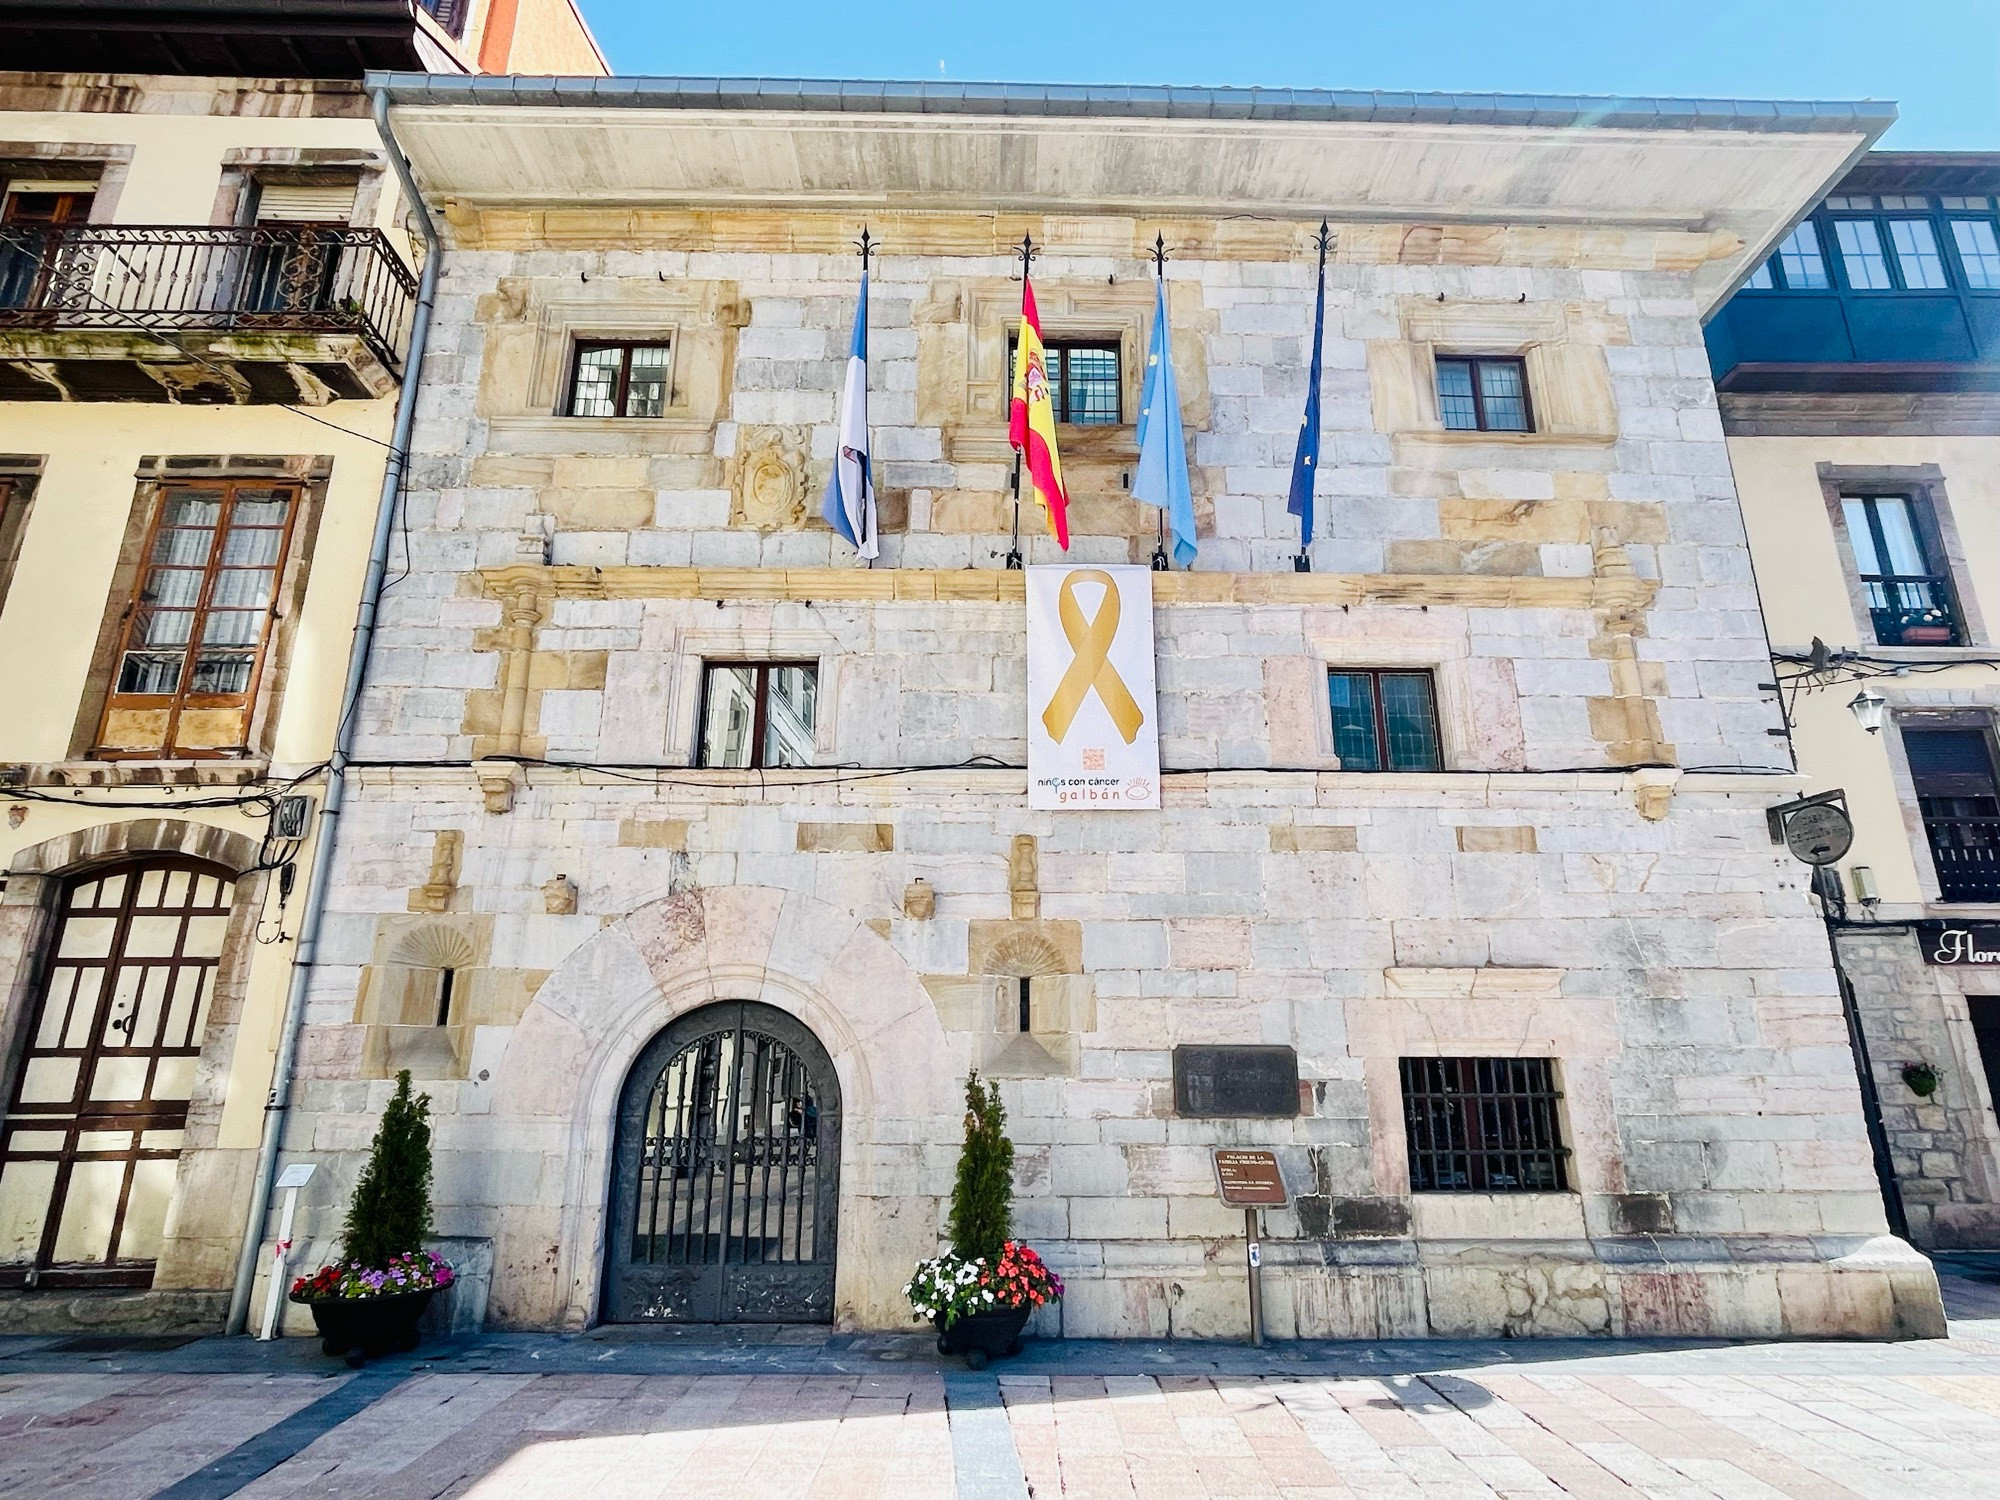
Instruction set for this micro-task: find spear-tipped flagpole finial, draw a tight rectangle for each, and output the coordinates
[1018,233,1037,278]
[855,225,875,271]
[1152,231,1168,277]
[1314,217,1333,256]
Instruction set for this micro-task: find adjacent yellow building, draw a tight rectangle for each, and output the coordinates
[1713,152,2000,1248]
[0,0,602,1327]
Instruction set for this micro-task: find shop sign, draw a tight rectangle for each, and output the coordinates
[1916,921,2000,965]
[1026,565,1160,810]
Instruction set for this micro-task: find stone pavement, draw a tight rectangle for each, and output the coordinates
[7,1264,2000,1500]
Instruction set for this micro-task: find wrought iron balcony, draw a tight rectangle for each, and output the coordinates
[1863,575,1963,646]
[0,224,417,403]
[1927,814,2000,903]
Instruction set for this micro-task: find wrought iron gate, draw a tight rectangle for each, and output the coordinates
[603,1002,840,1323]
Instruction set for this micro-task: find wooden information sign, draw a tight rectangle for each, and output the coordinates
[1213,1149,1288,1206]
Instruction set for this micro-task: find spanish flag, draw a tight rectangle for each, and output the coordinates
[1008,277,1070,549]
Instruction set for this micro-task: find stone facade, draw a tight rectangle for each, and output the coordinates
[248,93,1944,1341]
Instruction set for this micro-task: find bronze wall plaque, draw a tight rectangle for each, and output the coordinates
[1173,1045,1299,1118]
[1213,1149,1288,1206]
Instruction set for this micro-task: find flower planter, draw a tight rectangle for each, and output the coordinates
[293,1287,436,1367]
[1901,625,1956,645]
[934,1303,1032,1369]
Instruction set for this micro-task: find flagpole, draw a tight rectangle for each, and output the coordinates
[1006,232,1036,570]
[1294,218,1332,575]
[1147,232,1172,572]
[855,226,875,568]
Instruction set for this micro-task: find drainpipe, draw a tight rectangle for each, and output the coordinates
[225,86,441,1335]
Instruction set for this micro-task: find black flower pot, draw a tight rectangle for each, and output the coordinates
[934,1303,1033,1369]
[293,1287,436,1367]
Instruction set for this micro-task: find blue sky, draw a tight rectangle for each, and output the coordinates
[578,0,1997,150]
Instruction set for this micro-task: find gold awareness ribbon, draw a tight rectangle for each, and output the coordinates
[1042,569,1145,745]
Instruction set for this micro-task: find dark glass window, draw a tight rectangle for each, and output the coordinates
[697,663,818,769]
[1009,338,1121,424]
[1435,356,1531,432]
[419,0,469,37]
[1774,222,1830,288]
[1905,728,2000,905]
[568,341,672,418]
[1840,494,1961,647]
[1950,218,2000,289]
[1888,219,1951,289]
[1329,670,1442,772]
[1401,1057,1570,1193]
[1834,219,1896,289]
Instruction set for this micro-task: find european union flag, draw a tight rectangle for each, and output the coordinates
[1133,278,1196,568]
[1286,224,1329,557]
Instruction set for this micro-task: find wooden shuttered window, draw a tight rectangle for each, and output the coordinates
[97,480,299,759]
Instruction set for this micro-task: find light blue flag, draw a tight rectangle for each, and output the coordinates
[1132,278,1196,568]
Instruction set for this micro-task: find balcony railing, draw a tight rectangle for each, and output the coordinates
[1863,575,1963,646]
[0,224,417,376]
[1927,815,2000,903]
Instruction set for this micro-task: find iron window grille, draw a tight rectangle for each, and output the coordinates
[696,663,819,770]
[1401,1057,1571,1193]
[567,341,672,418]
[1008,337,1122,424]
[1840,494,1962,647]
[1434,355,1532,432]
[1328,670,1443,772]
[1905,727,2000,905]
[420,0,470,37]
[100,480,300,759]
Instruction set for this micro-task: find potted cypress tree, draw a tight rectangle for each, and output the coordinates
[905,1072,1062,1368]
[289,1070,454,1365]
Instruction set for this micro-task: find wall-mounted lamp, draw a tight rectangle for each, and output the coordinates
[1847,686,1888,734]
[1851,865,1880,907]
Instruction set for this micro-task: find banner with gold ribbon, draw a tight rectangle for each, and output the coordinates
[1025,565,1160,810]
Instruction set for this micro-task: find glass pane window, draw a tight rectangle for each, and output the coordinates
[1888,219,1950,289]
[1743,261,1775,290]
[566,341,672,419]
[105,481,295,756]
[1941,196,1994,211]
[1775,223,1830,289]
[1841,494,1961,647]
[698,663,818,770]
[1010,339,1122,425]
[1951,219,2000,289]
[1835,219,1895,289]
[0,860,231,1288]
[1434,356,1531,433]
[1329,670,1443,772]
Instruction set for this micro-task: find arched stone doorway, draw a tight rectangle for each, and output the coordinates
[602,999,842,1323]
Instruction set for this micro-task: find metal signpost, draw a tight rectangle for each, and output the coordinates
[1212,1149,1287,1346]
[257,1161,316,1341]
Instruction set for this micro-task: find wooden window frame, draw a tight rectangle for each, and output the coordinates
[1434,355,1534,433]
[1007,336,1124,425]
[694,661,819,770]
[97,478,301,761]
[1400,1056,1572,1194]
[1841,492,1965,647]
[565,339,673,419]
[0,858,234,1289]
[1327,669,1445,772]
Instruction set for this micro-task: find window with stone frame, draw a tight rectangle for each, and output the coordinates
[1007,337,1122,424]
[1903,726,2000,905]
[0,464,37,614]
[1328,670,1443,771]
[566,340,672,418]
[1841,493,1964,647]
[1434,355,1532,432]
[696,662,818,770]
[1400,1056,1571,1193]
[97,480,299,759]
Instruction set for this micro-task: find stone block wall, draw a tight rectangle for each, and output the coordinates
[268,214,1947,1340]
